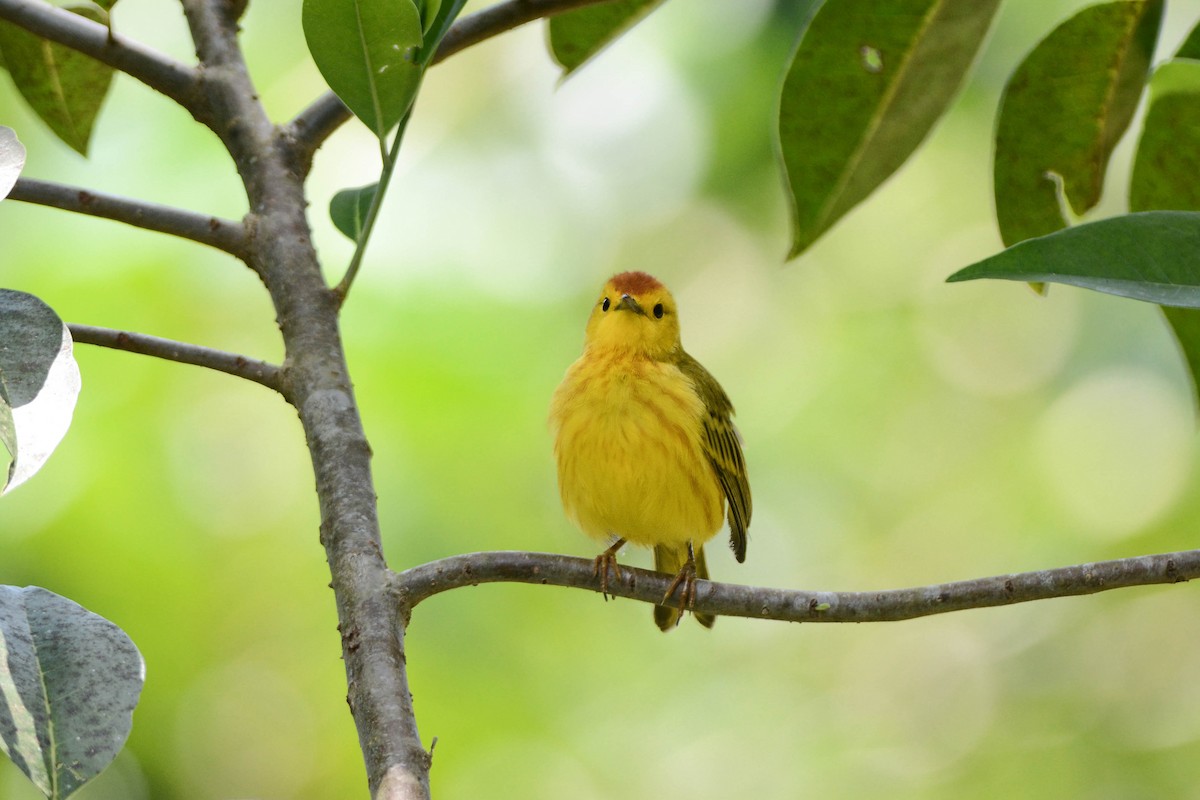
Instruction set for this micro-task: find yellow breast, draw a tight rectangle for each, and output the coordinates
[549,351,724,549]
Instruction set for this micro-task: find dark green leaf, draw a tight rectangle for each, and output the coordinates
[548,0,667,75]
[418,0,440,34]
[330,183,378,241]
[1130,60,1200,213]
[1175,17,1200,59]
[0,290,80,495]
[0,586,143,799]
[0,126,25,199]
[778,0,1001,258]
[1129,60,1200,409]
[993,0,1162,247]
[302,0,424,140]
[0,5,114,155]
[947,211,1200,307]
[418,0,467,66]
[1161,305,1200,409]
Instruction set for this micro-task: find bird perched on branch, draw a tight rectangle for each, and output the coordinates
[550,271,751,630]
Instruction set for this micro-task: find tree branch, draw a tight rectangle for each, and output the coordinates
[69,324,283,393]
[0,0,199,111]
[285,0,617,170]
[179,2,431,796]
[9,178,249,258]
[393,549,1200,623]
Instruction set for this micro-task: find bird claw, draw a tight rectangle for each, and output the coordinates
[593,538,626,601]
[661,561,699,627]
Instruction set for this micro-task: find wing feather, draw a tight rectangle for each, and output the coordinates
[677,351,752,562]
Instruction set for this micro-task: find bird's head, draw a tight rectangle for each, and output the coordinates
[583,271,681,359]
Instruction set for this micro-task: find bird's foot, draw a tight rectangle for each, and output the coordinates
[593,538,626,600]
[661,544,700,627]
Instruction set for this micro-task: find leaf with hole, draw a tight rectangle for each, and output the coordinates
[0,585,143,799]
[778,0,1001,258]
[993,0,1162,247]
[0,5,115,155]
[302,0,424,140]
[0,290,81,495]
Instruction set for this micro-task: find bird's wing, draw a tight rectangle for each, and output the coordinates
[677,351,752,562]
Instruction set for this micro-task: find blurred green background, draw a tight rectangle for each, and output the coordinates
[4,0,1200,797]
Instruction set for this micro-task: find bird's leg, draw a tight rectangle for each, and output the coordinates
[593,537,626,600]
[661,541,700,626]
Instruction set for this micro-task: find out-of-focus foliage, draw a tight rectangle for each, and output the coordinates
[0,4,114,155]
[3,0,1200,798]
[1130,58,1200,404]
[548,0,667,74]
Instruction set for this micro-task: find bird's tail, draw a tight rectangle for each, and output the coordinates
[653,543,715,631]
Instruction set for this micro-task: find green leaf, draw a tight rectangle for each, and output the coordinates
[330,183,378,241]
[0,586,143,799]
[1130,61,1200,213]
[0,126,25,199]
[993,0,1162,247]
[947,211,1200,307]
[1161,305,1200,409]
[1175,17,1200,59]
[1129,60,1200,409]
[417,0,440,34]
[548,0,667,75]
[0,290,81,495]
[777,0,1001,259]
[418,0,467,66]
[0,5,114,156]
[302,0,424,140]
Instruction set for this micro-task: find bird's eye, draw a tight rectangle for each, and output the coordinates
[601,297,611,312]
[653,303,664,319]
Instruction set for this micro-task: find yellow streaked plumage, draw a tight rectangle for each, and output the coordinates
[549,271,751,630]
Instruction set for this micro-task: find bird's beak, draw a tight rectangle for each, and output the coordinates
[616,294,645,315]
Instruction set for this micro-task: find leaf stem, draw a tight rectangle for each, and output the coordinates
[285,0,619,173]
[332,99,418,305]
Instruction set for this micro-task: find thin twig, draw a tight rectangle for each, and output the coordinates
[393,549,1200,623]
[0,0,199,110]
[9,178,249,258]
[69,324,283,393]
[285,0,617,169]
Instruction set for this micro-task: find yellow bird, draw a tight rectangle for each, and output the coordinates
[550,271,751,630]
